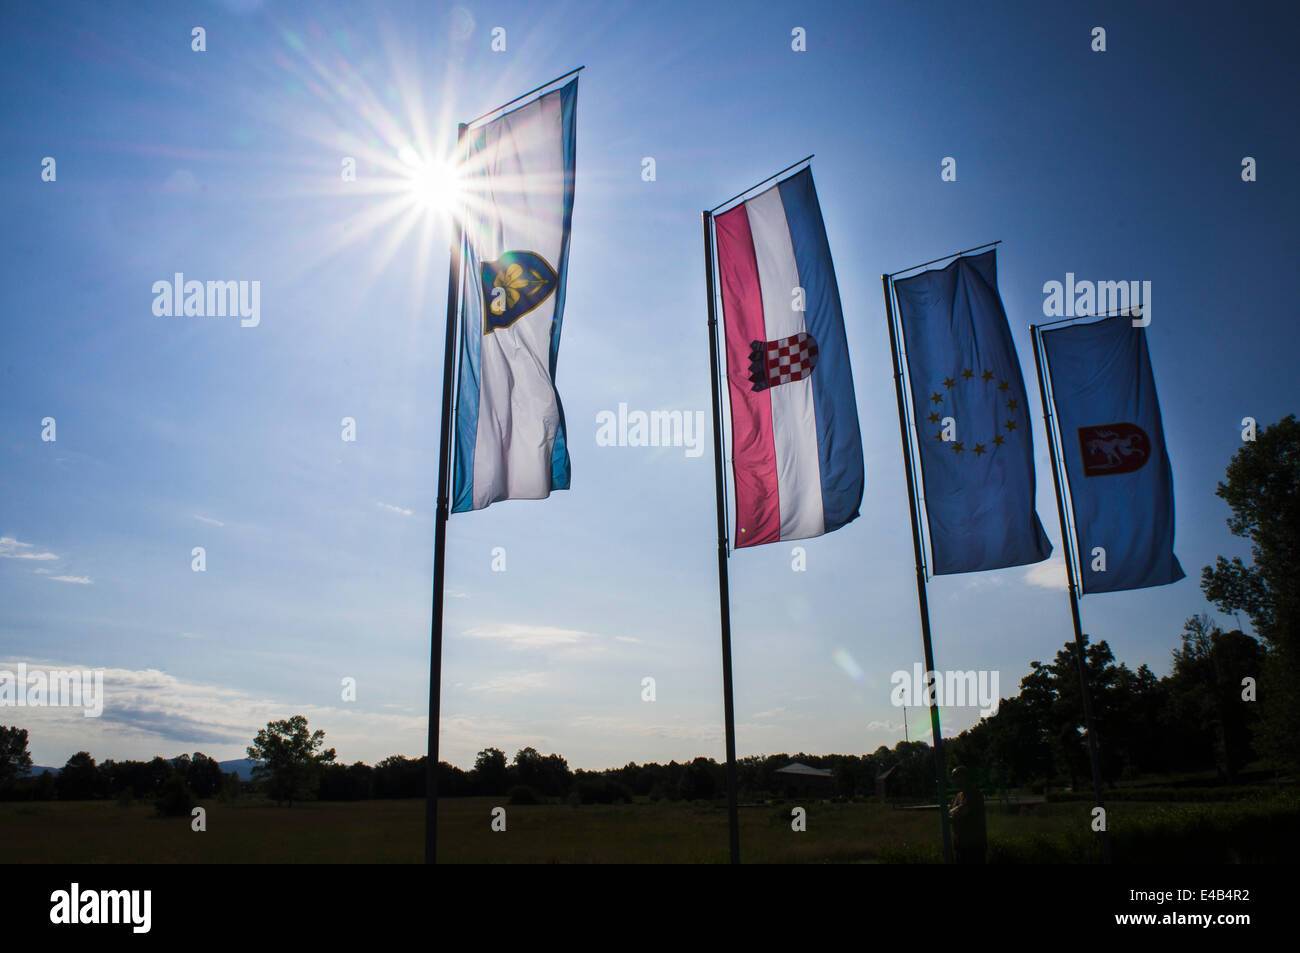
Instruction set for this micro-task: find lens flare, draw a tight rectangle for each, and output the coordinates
[399,149,462,213]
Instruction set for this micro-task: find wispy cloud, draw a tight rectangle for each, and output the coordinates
[1024,555,1068,591]
[7,657,426,765]
[193,515,225,527]
[0,536,58,560]
[566,714,724,744]
[614,635,643,644]
[376,502,413,517]
[866,720,905,732]
[463,623,601,650]
[47,575,92,585]
[466,672,549,694]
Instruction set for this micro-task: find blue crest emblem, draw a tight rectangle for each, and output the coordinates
[481,250,558,334]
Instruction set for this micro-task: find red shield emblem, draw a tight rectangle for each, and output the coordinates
[1077,422,1150,476]
[747,331,819,392]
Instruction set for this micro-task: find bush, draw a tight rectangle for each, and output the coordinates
[508,785,541,805]
[1046,786,1286,804]
[155,776,196,817]
[882,795,1300,863]
[571,777,632,804]
[771,804,798,825]
[219,771,240,804]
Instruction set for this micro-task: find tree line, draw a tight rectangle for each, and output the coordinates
[2,416,1295,807]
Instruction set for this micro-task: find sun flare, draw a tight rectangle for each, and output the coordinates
[400,147,462,213]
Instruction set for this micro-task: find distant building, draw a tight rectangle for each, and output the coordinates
[774,761,834,798]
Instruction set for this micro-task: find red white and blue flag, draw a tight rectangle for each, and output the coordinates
[714,167,864,548]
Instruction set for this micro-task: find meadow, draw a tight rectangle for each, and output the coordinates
[2,793,1295,863]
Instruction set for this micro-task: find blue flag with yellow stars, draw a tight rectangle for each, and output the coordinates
[893,249,1052,574]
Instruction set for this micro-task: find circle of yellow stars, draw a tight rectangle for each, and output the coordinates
[925,367,1021,457]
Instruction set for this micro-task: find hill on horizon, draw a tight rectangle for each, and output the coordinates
[20,757,262,781]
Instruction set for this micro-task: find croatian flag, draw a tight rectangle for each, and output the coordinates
[713,167,864,548]
[453,79,577,512]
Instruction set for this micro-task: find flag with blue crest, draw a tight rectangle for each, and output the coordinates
[453,79,577,512]
[892,250,1052,574]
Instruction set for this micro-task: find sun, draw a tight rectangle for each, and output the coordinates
[399,146,462,213]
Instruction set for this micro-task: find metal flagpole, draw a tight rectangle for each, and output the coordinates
[882,274,953,864]
[426,121,468,865]
[1029,324,1112,864]
[709,155,814,215]
[702,211,741,864]
[424,68,587,864]
[463,66,585,128]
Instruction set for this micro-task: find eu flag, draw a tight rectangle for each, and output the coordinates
[1040,315,1184,593]
[892,250,1052,574]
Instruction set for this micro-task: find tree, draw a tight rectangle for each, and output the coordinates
[56,751,100,800]
[512,747,572,797]
[472,747,509,796]
[246,715,336,807]
[155,775,197,817]
[1168,615,1263,781]
[1201,414,1300,766]
[147,756,174,795]
[1040,636,1126,787]
[0,726,32,784]
[187,752,225,798]
[219,770,241,804]
[676,757,717,801]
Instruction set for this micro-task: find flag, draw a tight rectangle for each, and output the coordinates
[892,250,1052,573]
[1040,315,1184,593]
[713,166,864,548]
[453,79,577,512]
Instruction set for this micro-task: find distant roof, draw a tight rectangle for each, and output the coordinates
[876,765,897,781]
[775,761,833,778]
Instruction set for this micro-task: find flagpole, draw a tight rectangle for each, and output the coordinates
[1029,324,1112,864]
[882,274,953,864]
[463,65,585,128]
[703,210,741,864]
[425,121,468,865]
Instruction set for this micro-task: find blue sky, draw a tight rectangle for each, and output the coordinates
[2,0,1296,769]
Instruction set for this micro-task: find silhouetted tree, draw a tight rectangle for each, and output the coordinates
[56,751,99,800]
[1202,414,1300,767]
[1169,615,1263,781]
[187,752,225,798]
[472,747,509,796]
[512,747,572,797]
[0,726,32,784]
[155,775,196,817]
[246,715,336,807]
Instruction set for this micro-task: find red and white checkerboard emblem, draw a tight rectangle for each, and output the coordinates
[748,331,819,391]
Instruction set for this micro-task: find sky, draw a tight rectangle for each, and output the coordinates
[1,0,1297,771]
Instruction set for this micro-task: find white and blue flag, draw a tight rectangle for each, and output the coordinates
[453,79,577,512]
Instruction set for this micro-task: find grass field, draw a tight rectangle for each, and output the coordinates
[3,794,1295,863]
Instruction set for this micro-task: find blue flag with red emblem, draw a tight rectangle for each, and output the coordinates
[892,250,1052,574]
[1040,315,1184,594]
